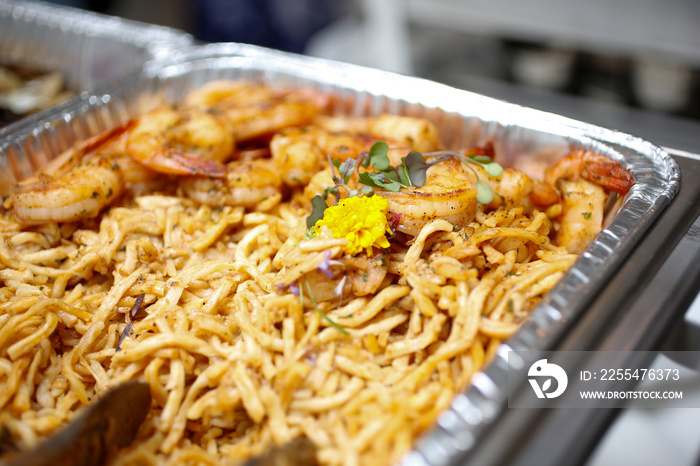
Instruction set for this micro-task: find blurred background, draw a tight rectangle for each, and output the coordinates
[48,0,700,152]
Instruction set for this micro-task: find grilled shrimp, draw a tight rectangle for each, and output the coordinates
[270,128,325,188]
[10,122,153,224]
[224,97,320,142]
[304,167,335,202]
[184,80,275,108]
[367,114,442,153]
[468,164,535,212]
[556,179,606,254]
[541,149,634,253]
[270,126,370,187]
[314,113,442,153]
[125,106,234,177]
[544,149,634,195]
[185,80,321,143]
[179,159,283,209]
[375,156,478,236]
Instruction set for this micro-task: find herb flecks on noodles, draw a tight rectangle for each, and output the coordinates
[0,80,634,466]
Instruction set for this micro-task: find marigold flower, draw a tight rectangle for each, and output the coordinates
[314,195,392,255]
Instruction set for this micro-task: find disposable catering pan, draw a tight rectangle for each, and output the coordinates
[0,0,193,132]
[0,43,682,465]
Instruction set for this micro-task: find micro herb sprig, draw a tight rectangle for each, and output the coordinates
[301,277,349,335]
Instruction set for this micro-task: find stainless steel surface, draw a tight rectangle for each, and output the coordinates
[587,197,700,466]
[0,0,193,134]
[0,43,683,465]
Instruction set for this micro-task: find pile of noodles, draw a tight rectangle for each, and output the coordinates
[0,108,578,465]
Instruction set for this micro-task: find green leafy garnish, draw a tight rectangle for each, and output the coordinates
[360,185,375,197]
[369,141,391,170]
[485,163,503,177]
[358,171,403,192]
[403,151,429,187]
[468,154,504,178]
[582,211,592,220]
[303,228,317,240]
[469,155,494,164]
[321,185,339,201]
[337,158,357,184]
[306,195,328,228]
[476,181,495,204]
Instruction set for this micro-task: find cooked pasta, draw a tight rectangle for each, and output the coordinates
[0,80,633,465]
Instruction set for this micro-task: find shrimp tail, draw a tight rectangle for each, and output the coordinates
[142,149,228,178]
[35,121,135,177]
[530,181,560,207]
[77,121,136,157]
[544,149,634,196]
[581,159,634,195]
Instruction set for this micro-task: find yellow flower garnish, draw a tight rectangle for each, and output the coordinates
[314,195,392,255]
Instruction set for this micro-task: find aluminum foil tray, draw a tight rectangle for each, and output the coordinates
[0,0,193,133]
[0,43,682,465]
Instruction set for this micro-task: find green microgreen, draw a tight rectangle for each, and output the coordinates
[468,154,504,179]
[403,151,427,186]
[485,163,504,177]
[476,181,495,204]
[338,158,357,184]
[306,195,328,229]
[368,141,391,170]
[358,171,403,192]
[360,185,375,197]
[469,155,493,164]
